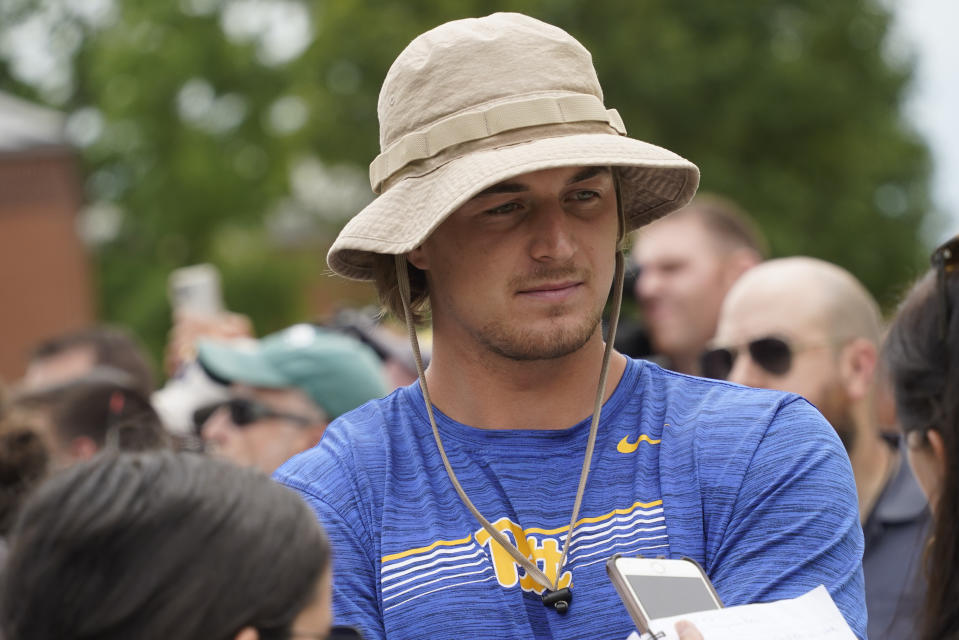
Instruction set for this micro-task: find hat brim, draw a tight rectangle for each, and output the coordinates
[329,132,699,280]
[196,341,288,389]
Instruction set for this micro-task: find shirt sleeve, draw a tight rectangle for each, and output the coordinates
[282,480,385,640]
[706,396,867,639]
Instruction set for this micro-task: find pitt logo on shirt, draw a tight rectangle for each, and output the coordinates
[475,517,573,594]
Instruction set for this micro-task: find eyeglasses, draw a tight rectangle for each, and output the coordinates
[931,235,959,341]
[192,397,312,436]
[700,336,796,381]
[291,625,364,639]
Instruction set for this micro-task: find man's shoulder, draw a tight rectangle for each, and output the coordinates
[274,385,418,489]
[631,358,811,428]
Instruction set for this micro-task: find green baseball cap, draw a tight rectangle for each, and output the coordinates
[196,324,388,419]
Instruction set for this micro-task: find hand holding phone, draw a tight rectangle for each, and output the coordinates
[168,264,224,316]
[607,555,722,635]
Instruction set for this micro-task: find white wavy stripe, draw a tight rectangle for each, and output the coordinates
[569,520,666,549]
[382,566,495,603]
[382,543,478,573]
[571,530,668,559]
[382,547,485,583]
[575,542,670,568]
[559,506,664,542]
[384,574,499,612]
[549,509,664,546]
[382,555,489,593]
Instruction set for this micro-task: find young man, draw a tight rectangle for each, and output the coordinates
[707,257,930,640]
[276,14,866,639]
[632,195,766,374]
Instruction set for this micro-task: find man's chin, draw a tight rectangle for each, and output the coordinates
[478,315,601,362]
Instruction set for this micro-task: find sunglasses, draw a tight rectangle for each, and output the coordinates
[192,397,312,436]
[700,336,795,381]
[931,235,959,341]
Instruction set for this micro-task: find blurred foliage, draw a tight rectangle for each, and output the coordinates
[0,0,931,372]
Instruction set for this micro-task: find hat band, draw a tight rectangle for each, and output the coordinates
[370,93,626,193]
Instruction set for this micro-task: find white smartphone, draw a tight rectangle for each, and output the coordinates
[606,554,723,635]
[168,264,224,316]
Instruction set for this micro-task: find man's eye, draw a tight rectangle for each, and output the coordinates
[571,190,599,201]
[485,202,521,215]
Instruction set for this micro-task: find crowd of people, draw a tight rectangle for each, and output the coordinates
[0,11,956,640]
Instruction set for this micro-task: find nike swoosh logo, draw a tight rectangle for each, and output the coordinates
[617,433,662,453]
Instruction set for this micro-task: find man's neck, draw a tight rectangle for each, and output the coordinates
[849,428,897,524]
[423,331,628,430]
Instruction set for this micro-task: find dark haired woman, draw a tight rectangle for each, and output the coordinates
[0,451,342,640]
[884,235,959,640]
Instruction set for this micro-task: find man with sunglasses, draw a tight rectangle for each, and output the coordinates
[707,256,930,640]
[194,324,387,474]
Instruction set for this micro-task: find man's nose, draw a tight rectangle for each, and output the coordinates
[727,352,770,390]
[200,406,233,441]
[529,203,576,262]
[636,268,662,303]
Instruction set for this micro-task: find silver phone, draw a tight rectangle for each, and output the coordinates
[168,264,224,316]
[607,554,723,634]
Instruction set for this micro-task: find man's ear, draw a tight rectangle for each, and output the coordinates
[838,338,878,402]
[407,245,429,271]
[234,627,259,640]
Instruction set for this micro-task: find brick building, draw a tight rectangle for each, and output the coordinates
[0,91,94,384]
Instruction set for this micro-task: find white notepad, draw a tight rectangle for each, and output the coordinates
[625,585,858,640]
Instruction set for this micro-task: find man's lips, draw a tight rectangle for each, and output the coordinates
[516,281,583,300]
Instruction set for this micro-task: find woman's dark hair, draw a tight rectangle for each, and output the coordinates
[0,451,329,640]
[884,270,959,640]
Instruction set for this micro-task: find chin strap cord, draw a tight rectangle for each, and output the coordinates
[393,249,626,608]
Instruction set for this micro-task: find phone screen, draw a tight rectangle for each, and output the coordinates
[625,575,720,619]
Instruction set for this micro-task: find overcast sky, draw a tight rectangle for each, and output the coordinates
[891,0,959,243]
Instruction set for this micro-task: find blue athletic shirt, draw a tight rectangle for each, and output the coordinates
[275,358,866,639]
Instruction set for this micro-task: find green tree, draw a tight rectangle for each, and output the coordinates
[0,0,930,369]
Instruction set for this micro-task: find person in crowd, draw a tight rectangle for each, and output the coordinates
[4,368,171,469]
[883,235,959,640]
[21,326,156,396]
[0,369,171,563]
[630,194,766,374]
[705,256,929,639]
[194,323,387,474]
[0,451,354,640]
[274,14,865,640]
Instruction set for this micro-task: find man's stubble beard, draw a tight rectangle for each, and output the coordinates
[816,381,857,454]
[477,303,605,361]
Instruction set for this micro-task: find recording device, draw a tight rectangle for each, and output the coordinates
[606,554,723,635]
[168,264,224,316]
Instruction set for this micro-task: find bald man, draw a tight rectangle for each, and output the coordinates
[706,257,929,640]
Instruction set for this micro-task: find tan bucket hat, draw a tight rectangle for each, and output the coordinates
[328,11,700,280]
